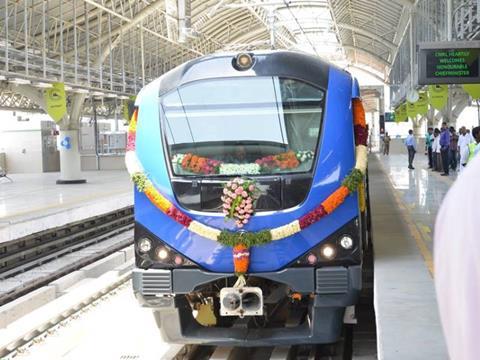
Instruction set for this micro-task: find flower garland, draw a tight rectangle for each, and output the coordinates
[256,150,300,171]
[181,153,222,175]
[171,150,313,176]
[222,178,259,228]
[126,98,368,278]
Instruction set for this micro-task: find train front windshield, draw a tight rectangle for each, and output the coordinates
[161,77,325,177]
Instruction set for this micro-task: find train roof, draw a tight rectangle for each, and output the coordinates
[136,50,353,102]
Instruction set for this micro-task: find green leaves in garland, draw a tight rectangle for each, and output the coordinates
[218,230,272,247]
[131,172,149,192]
[342,169,364,193]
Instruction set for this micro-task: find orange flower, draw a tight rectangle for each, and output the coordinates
[233,244,250,275]
[322,185,350,214]
[353,99,366,128]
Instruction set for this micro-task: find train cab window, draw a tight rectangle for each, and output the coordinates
[160,77,325,177]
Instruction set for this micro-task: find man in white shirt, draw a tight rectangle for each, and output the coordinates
[435,154,480,360]
[458,127,472,171]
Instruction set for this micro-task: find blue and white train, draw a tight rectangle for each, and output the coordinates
[130,51,369,346]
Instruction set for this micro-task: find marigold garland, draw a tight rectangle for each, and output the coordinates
[322,186,350,214]
[353,98,366,127]
[126,98,368,278]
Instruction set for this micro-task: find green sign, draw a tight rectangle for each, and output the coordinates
[394,103,407,123]
[415,91,429,116]
[385,112,395,122]
[407,101,417,119]
[463,84,480,99]
[44,82,67,123]
[428,85,448,110]
[419,41,480,85]
[123,96,136,122]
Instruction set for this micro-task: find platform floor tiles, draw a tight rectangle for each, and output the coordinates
[370,154,449,359]
[0,170,131,223]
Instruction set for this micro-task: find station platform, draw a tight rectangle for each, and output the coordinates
[369,153,449,359]
[0,171,132,243]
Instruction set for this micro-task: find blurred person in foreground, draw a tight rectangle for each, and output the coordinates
[435,154,480,360]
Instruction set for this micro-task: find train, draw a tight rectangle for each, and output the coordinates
[126,50,370,346]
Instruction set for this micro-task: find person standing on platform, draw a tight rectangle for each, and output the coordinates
[466,126,480,165]
[434,153,480,360]
[439,122,451,176]
[432,128,441,172]
[383,132,391,155]
[449,127,458,171]
[466,128,474,143]
[426,127,434,168]
[404,129,416,170]
[458,126,472,172]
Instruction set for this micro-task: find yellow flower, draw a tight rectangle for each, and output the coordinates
[145,185,171,212]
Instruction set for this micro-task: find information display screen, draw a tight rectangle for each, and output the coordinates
[418,42,480,85]
[384,112,395,122]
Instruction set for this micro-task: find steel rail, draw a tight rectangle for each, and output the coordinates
[0,206,134,306]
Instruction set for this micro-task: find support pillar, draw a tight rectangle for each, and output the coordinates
[413,117,423,138]
[56,129,86,184]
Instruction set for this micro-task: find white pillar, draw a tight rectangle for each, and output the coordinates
[57,129,86,184]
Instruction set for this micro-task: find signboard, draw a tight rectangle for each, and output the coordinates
[44,82,67,123]
[385,112,395,122]
[414,91,428,116]
[406,101,417,119]
[123,96,136,122]
[463,84,480,99]
[394,103,408,123]
[418,41,480,85]
[428,84,448,110]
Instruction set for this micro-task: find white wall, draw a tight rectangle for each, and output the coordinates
[1,130,43,173]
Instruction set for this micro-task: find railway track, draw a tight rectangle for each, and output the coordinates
[2,275,376,360]
[0,206,134,306]
[1,207,376,359]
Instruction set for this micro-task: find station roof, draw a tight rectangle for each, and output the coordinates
[0,0,412,113]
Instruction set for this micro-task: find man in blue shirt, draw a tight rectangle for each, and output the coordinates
[439,122,451,176]
[405,129,416,169]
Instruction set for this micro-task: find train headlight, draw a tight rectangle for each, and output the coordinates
[235,53,253,70]
[156,247,169,260]
[307,253,318,265]
[138,238,152,253]
[320,244,336,260]
[339,236,353,250]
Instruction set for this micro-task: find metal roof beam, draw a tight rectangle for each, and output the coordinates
[239,0,297,48]
[342,45,392,67]
[336,22,397,51]
[346,64,388,84]
[66,0,203,58]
